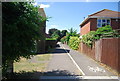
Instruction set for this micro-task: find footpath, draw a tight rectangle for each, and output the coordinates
[62,43,115,76]
[39,42,119,81]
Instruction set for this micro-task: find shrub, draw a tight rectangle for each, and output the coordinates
[68,36,80,50]
[82,31,96,47]
[60,36,67,44]
[81,25,120,47]
[63,28,79,44]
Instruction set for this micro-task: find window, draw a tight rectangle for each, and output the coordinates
[97,19,111,28]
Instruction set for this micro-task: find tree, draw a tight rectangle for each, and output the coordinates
[48,28,58,36]
[51,30,61,41]
[2,2,46,78]
[68,36,80,50]
[66,28,79,43]
[61,30,67,37]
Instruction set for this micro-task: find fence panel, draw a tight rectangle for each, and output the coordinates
[79,38,120,73]
[98,38,119,72]
[95,40,102,62]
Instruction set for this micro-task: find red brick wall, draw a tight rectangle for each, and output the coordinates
[90,18,97,31]
[80,18,97,35]
[111,19,120,29]
[80,20,90,35]
[80,18,120,36]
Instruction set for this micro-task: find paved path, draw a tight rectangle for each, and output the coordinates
[40,42,119,81]
[44,43,81,76]
[62,43,115,76]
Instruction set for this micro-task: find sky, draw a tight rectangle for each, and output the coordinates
[33,1,119,33]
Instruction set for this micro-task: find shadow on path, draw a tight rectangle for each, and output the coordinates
[51,48,70,54]
[2,70,118,81]
[2,70,79,81]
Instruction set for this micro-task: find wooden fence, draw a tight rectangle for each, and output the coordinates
[78,38,120,73]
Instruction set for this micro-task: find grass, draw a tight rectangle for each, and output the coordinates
[14,54,51,73]
[12,54,51,80]
[36,54,51,61]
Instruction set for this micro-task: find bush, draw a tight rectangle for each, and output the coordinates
[82,31,96,47]
[81,25,120,47]
[68,36,80,50]
[60,36,67,44]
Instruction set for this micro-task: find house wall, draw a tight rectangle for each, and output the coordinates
[80,20,91,35]
[90,18,97,31]
[80,18,120,36]
[37,21,46,53]
[80,18,98,35]
[111,19,120,29]
[36,8,46,54]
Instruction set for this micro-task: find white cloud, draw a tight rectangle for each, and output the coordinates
[49,25,58,28]
[39,4,50,8]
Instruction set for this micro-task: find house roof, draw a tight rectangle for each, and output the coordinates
[80,9,120,27]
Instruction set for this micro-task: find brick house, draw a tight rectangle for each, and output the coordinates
[36,8,46,53]
[80,9,120,35]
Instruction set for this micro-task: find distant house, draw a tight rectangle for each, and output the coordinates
[80,9,120,35]
[36,8,46,53]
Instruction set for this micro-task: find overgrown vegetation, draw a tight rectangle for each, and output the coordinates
[48,28,67,41]
[82,25,120,47]
[2,2,47,79]
[60,36,67,44]
[68,36,80,50]
[82,31,96,47]
[60,28,79,44]
[60,28,80,50]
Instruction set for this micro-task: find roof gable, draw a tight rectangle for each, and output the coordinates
[80,9,120,27]
[88,9,120,18]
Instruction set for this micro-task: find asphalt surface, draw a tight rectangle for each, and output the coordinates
[62,43,115,76]
[40,42,119,81]
[44,43,81,76]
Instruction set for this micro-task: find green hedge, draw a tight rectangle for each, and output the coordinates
[81,25,120,47]
[82,31,96,47]
[68,36,80,50]
[46,38,56,40]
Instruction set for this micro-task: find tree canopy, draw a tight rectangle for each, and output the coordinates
[2,2,46,74]
[61,30,67,37]
[48,28,58,36]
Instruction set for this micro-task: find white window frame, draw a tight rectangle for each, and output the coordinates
[97,18,111,28]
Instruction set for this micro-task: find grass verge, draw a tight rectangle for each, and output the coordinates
[13,54,51,80]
